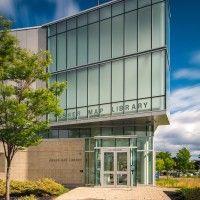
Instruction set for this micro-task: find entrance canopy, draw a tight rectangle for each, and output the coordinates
[51,111,169,130]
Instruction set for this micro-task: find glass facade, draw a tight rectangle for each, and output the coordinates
[49,51,166,121]
[47,125,153,186]
[47,0,167,122]
[45,0,169,187]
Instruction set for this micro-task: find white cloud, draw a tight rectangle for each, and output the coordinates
[0,0,15,16]
[0,0,80,26]
[53,0,80,19]
[173,68,200,80]
[190,51,200,64]
[170,85,200,112]
[155,85,200,159]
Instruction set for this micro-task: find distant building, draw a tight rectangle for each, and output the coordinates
[0,0,170,187]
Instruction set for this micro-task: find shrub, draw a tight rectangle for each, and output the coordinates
[36,178,67,196]
[10,180,38,196]
[180,188,200,200]
[0,180,5,197]
[0,178,68,197]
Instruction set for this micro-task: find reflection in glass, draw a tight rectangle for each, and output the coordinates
[102,139,115,147]
[100,104,111,116]
[77,14,87,27]
[125,0,137,12]
[112,1,124,16]
[77,107,87,119]
[112,60,123,102]
[116,139,129,147]
[138,98,151,112]
[67,30,76,68]
[77,26,87,65]
[138,54,151,98]
[85,152,95,185]
[77,69,87,107]
[68,129,79,138]
[125,57,137,100]
[137,151,145,184]
[152,96,165,110]
[88,67,99,105]
[137,137,146,150]
[88,23,99,63]
[125,11,137,54]
[117,152,127,171]
[112,102,123,115]
[100,62,111,103]
[152,2,165,48]
[67,18,76,30]
[67,109,76,120]
[138,7,151,51]
[57,73,66,109]
[104,174,114,185]
[104,152,114,171]
[48,24,56,36]
[67,71,76,108]
[130,138,137,147]
[57,33,66,71]
[48,36,56,72]
[100,5,111,20]
[152,51,165,96]
[138,0,151,8]
[57,21,66,33]
[100,19,111,60]
[101,128,112,136]
[117,174,127,185]
[124,127,135,135]
[88,10,99,23]
[112,15,123,58]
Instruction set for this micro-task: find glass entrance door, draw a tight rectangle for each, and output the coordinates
[101,148,130,187]
[117,152,128,185]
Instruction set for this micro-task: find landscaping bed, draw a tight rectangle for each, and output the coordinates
[157,178,200,200]
[0,178,68,200]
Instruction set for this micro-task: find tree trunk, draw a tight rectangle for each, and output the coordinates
[5,159,11,200]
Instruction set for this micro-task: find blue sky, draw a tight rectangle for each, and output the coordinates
[0,0,199,159]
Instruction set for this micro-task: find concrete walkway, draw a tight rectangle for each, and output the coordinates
[56,186,172,200]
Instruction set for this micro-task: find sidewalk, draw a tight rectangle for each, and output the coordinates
[56,186,172,200]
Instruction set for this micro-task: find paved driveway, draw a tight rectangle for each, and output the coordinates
[56,186,172,200]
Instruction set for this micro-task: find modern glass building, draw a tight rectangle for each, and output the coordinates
[44,0,170,187]
[1,0,169,187]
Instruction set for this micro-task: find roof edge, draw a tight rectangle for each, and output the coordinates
[11,25,41,32]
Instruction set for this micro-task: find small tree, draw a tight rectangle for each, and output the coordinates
[165,157,175,177]
[176,147,193,174]
[157,152,175,177]
[0,17,65,200]
[156,159,165,174]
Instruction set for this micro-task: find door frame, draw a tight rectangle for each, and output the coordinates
[100,147,130,187]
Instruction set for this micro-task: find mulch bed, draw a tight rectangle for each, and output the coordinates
[163,190,184,200]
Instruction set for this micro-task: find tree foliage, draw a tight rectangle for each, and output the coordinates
[176,148,193,173]
[156,152,175,175]
[156,159,165,173]
[0,16,65,200]
[156,148,195,175]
